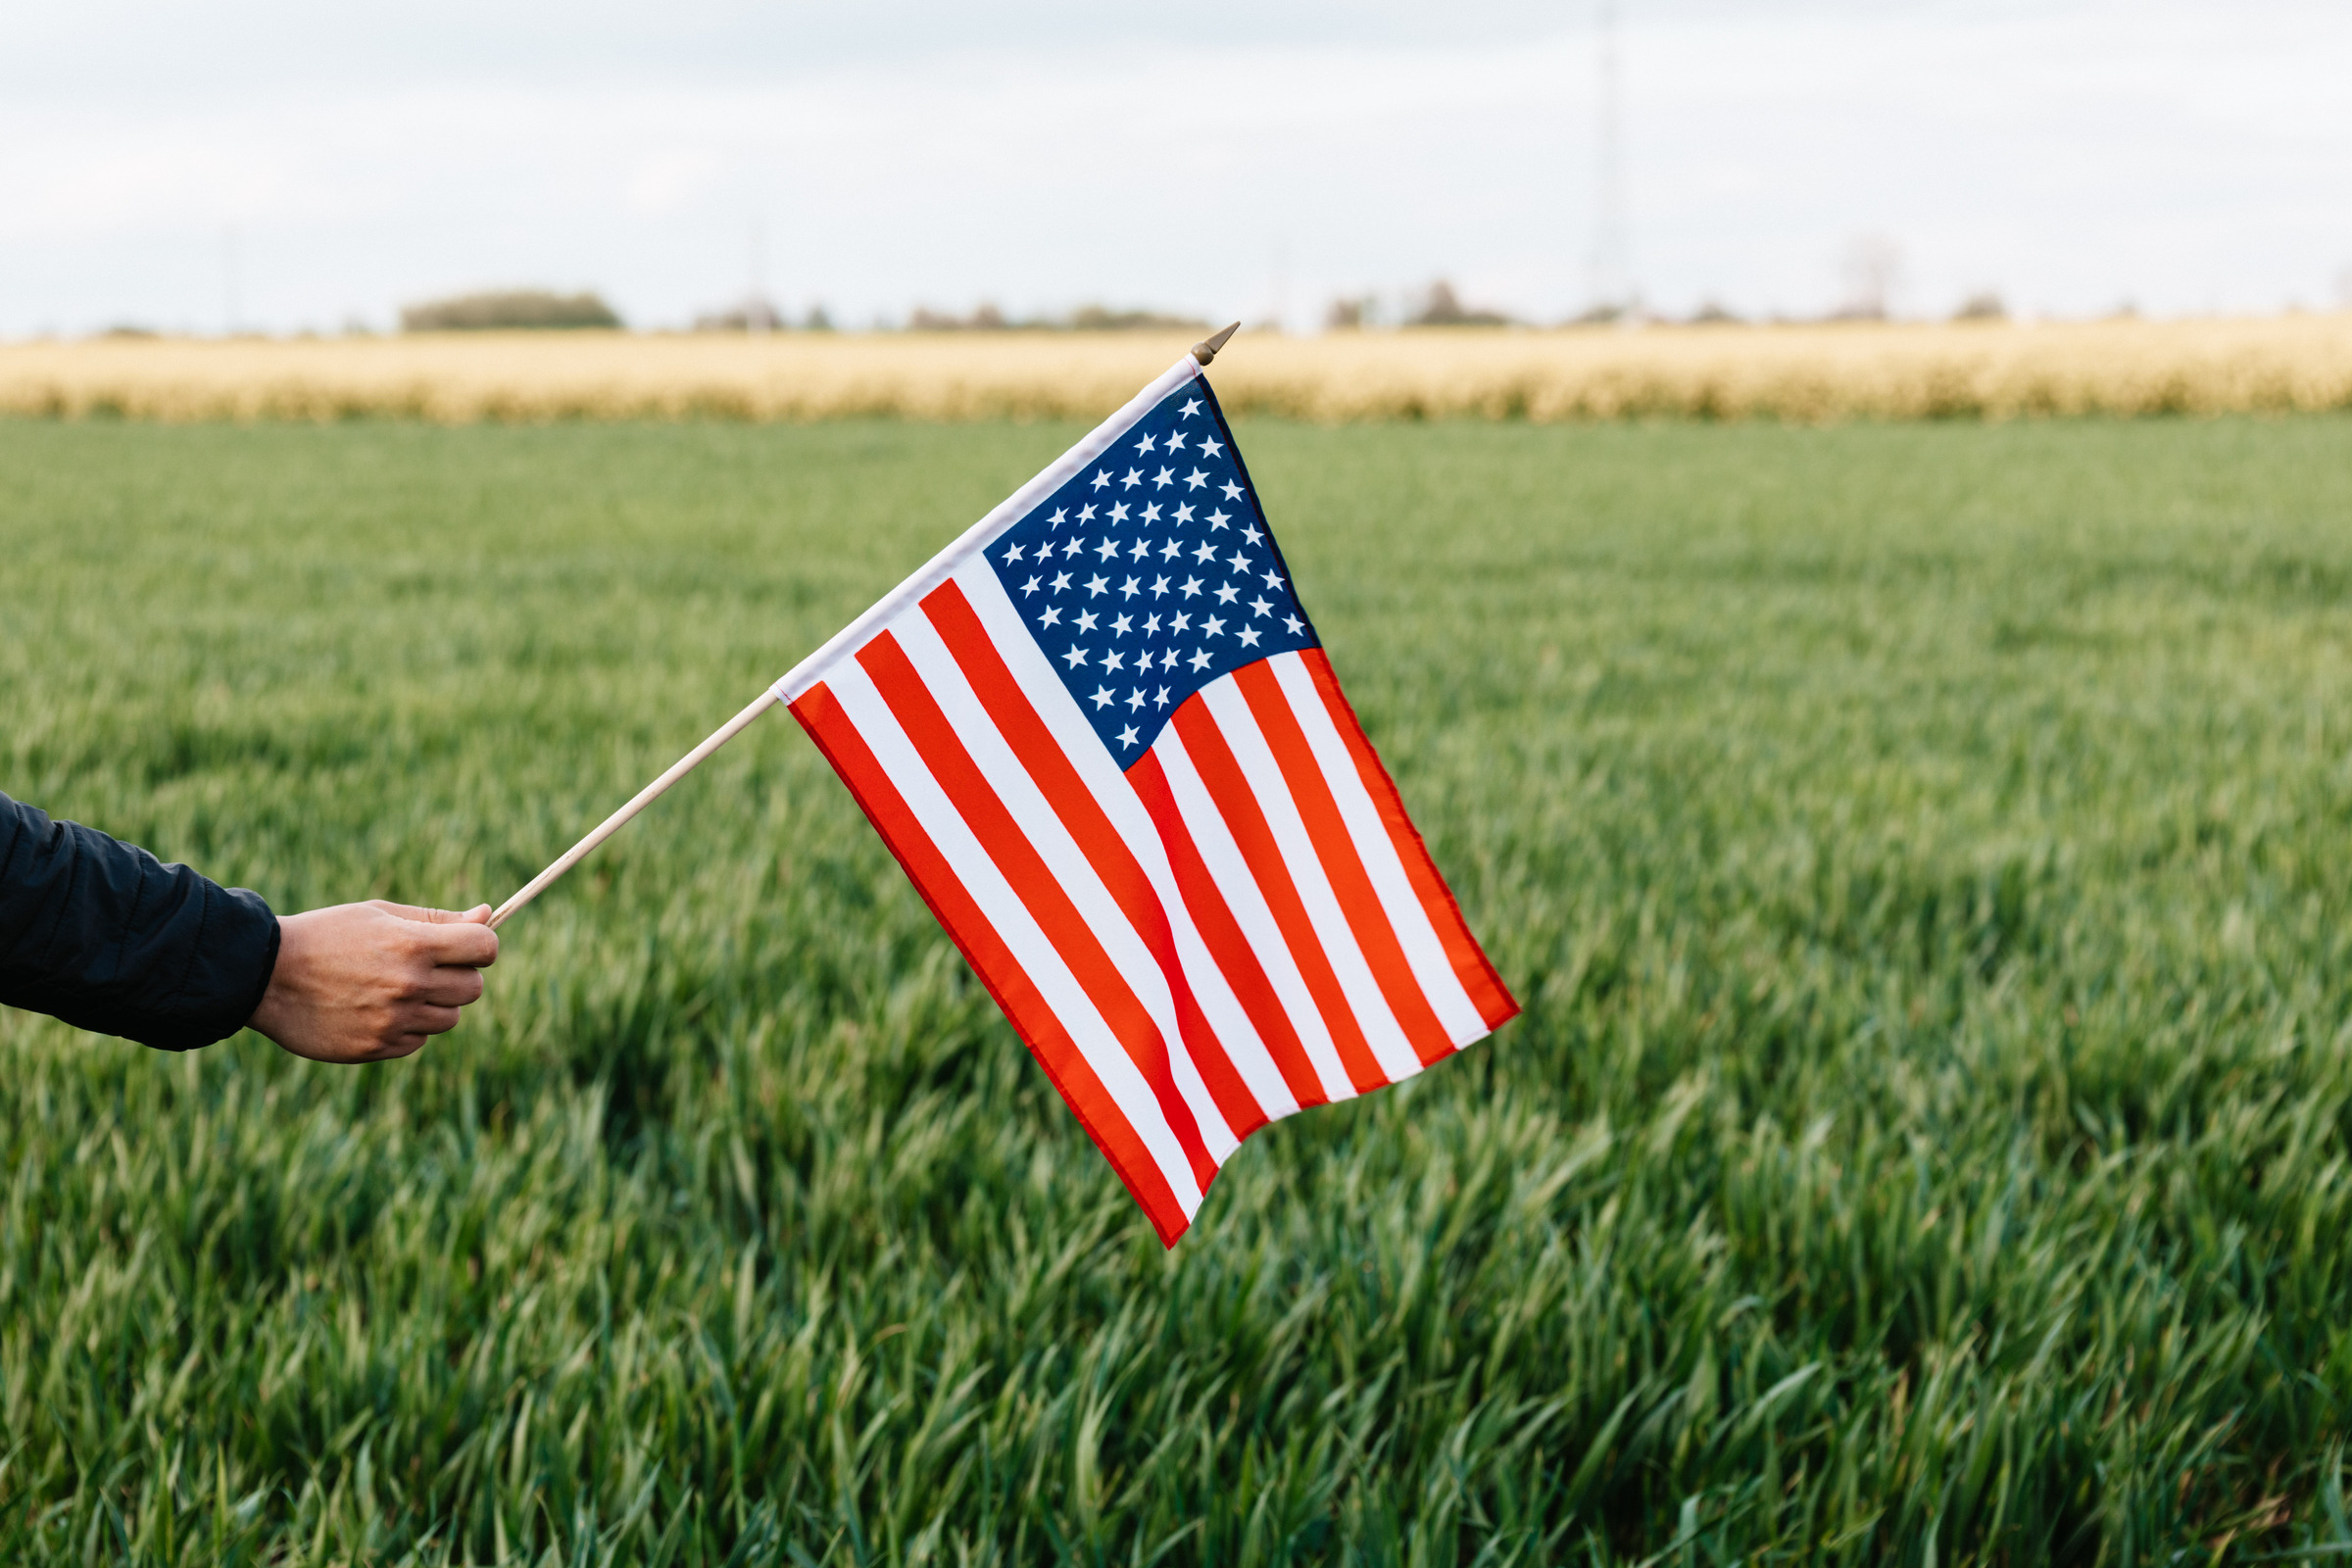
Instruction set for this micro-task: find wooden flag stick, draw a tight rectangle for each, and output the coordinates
[489,688,781,929]
[491,326,1243,931]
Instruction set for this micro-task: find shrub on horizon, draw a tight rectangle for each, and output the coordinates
[400,289,622,332]
[1406,280,1515,328]
[1953,290,2009,322]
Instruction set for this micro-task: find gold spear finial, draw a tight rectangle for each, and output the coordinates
[1190,321,1241,367]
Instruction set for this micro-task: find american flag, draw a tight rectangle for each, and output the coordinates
[777,355,1518,1245]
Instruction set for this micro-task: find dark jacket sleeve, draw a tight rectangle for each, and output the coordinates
[0,791,280,1051]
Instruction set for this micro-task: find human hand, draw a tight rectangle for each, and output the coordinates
[247,900,499,1063]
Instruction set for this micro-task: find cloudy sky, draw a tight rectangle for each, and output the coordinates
[3,0,2347,336]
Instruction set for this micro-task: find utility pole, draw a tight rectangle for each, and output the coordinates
[748,219,771,334]
[1589,0,1631,320]
[222,222,242,336]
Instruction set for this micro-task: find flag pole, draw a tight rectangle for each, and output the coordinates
[489,689,779,928]
[488,322,1241,930]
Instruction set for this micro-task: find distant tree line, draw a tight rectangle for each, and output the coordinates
[1325,270,2017,330]
[890,304,1212,333]
[401,290,621,331]
[1327,280,1517,330]
[392,277,2026,339]
[691,298,836,332]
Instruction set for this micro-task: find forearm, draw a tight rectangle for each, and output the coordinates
[0,791,279,1050]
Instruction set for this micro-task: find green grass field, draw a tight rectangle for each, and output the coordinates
[6,413,2352,1564]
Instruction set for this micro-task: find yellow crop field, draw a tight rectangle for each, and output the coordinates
[4,314,2350,423]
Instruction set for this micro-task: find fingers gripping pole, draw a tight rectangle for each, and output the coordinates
[490,689,782,929]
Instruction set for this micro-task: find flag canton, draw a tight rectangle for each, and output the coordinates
[982,378,1319,764]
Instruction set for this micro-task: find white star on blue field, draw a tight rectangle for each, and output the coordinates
[984,382,1319,762]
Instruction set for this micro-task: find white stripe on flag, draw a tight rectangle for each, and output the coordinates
[1267,652,1492,1048]
[1195,678,1427,1084]
[952,560,1304,1122]
[824,652,1205,1214]
[888,604,1240,1158]
[1152,724,1363,1103]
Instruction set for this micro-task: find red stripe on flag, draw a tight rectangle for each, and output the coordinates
[857,632,1221,1195]
[1297,648,1520,1032]
[1126,752,1332,1111]
[789,681,1190,1245]
[1169,699,1390,1094]
[1231,660,1458,1068]
[919,581,1271,1142]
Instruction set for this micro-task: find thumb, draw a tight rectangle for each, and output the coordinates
[415,908,500,966]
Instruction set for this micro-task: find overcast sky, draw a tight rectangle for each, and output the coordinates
[3,0,2347,336]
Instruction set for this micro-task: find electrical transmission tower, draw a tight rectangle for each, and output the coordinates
[1588,0,1632,320]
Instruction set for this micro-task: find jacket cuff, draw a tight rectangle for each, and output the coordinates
[156,884,280,1052]
[222,889,282,1043]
